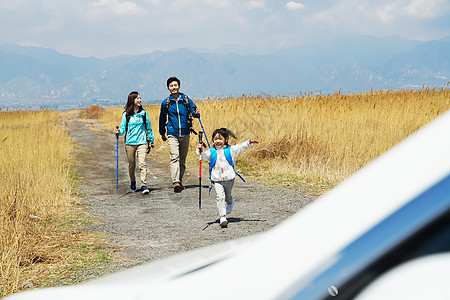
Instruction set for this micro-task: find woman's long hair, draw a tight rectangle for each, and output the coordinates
[124,91,142,116]
[212,128,236,147]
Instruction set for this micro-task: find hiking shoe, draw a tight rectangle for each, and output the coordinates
[141,186,149,194]
[226,198,235,215]
[174,182,183,193]
[220,216,228,228]
[130,181,137,192]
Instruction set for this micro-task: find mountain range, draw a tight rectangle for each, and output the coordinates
[1,35,449,109]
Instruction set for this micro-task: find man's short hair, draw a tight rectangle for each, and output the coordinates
[167,77,180,87]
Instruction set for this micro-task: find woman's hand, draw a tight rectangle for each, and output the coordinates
[249,139,259,144]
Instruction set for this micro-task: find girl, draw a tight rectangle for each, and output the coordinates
[197,128,259,228]
[115,91,154,194]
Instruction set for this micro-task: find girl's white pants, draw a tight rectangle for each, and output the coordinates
[214,179,234,217]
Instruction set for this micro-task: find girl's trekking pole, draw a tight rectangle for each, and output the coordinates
[198,131,203,209]
[115,126,119,190]
[198,118,210,148]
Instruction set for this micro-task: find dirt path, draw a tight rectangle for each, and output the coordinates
[68,118,314,274]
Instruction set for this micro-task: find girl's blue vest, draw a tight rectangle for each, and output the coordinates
[208,146,245,184]
[209,146,234,179]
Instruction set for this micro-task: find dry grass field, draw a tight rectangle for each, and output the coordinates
[0,110,108,297]
[1,88,449,297]
[100,88,450,187]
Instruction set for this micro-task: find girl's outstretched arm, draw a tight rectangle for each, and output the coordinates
[230,139,258,157]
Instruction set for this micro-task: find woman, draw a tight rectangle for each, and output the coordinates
[115,91,154,194]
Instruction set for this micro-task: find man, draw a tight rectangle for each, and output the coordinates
[159,77,200,193]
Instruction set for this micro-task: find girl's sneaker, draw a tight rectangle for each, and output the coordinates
[220,216,228,228]
[141,186,149,194]
[226,199,234,214]
[130,181,137,192]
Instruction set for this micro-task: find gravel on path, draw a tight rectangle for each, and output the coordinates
[68,118,314,275]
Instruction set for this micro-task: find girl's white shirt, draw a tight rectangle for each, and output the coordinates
[197,140,252,182]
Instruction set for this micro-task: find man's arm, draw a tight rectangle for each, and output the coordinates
[158,100,167,137]
[188,98,200,118]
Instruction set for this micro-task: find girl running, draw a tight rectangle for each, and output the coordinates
[197,128,259,228]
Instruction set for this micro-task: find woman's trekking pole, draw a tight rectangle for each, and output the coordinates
[198,131,203,209]
[198,118,210,148]
[115,126,119,190]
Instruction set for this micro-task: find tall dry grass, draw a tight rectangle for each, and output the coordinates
[101,88,449,187]
[198,89,449,184]
[0,110,75,296]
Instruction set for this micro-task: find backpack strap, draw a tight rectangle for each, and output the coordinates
[124,111,130,143]
[184,95,197,135]
[141,108,149,134]
[183,95,191,112]
[209,147,218,175]
[141,109,151,154]
[164,97,171,117]
[223,147,234,167]
[208,147,217,194]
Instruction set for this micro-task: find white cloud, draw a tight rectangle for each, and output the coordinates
[375,3,397,23]
[87,0,146,16]
[285,1,305,11]
[205,0,231,8]
[144,0,161,5]
[246,1,265,9]
[406,0,438,18]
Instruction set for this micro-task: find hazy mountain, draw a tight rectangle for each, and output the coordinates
[1,35,449,109]
[378,39,450,88]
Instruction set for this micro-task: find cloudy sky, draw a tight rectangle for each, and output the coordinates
[1,0,450,58]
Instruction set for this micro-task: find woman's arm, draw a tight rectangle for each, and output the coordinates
[145,112,155,144]
[116,112,127,136]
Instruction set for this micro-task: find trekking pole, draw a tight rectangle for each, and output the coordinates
[115,126,119,190]
[199,118,246,183]
[198,131,203,209]
[198,118,210,148]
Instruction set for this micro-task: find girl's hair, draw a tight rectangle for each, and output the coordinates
[124,91,142,116]
[212,128,236,146]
